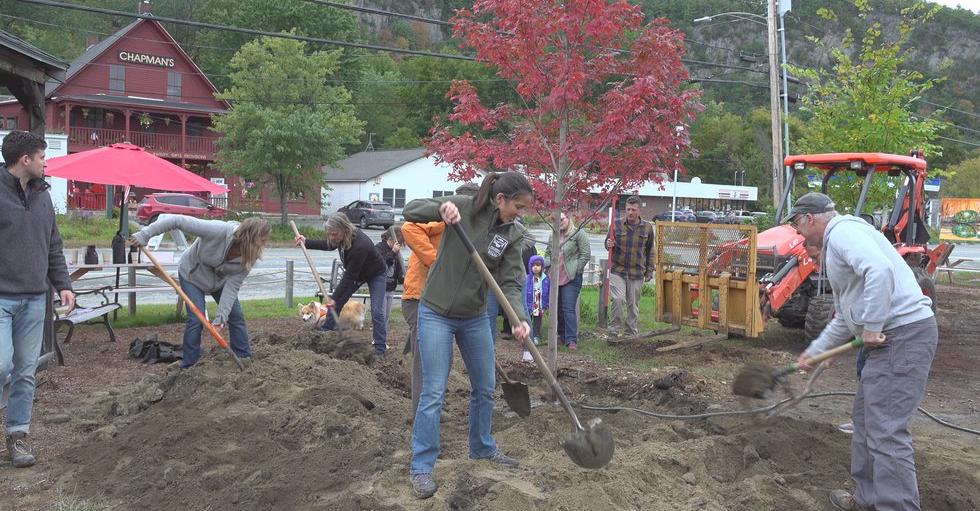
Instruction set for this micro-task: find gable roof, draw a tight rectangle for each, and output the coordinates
[322,148,427,182]
[0,28,68,74]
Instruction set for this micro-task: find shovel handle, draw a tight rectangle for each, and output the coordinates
[449,222,585,431]
[495,360,515,385]
[139,246,243,371]
[290,221,331,301]
[783,338,864,376]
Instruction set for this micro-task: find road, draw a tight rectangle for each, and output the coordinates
[66,226,977,309]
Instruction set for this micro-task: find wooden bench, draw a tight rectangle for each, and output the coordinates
[52,286,121,366]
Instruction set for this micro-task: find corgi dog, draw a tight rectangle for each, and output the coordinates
[339,301,366,330]
[298,301,329,324]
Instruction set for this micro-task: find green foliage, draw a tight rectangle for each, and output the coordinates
[212,36,364,225]
[944,153,980,198]
[384,126,421,149]
[788,0,948,211]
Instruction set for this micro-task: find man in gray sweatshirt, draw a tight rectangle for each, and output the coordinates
[788,192,937,511]
[1,131,74,468]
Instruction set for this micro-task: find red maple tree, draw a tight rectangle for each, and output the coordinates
[427,0,700,368]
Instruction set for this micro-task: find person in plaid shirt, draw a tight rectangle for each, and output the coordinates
[604,196,655,340]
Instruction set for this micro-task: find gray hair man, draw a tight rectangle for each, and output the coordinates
[788,192,937,511]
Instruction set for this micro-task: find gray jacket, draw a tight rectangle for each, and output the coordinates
[804,215,934,357]
[134,215,247,325]
[0,165,71,295]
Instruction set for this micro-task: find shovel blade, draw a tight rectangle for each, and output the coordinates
[501,381,531,418]
[561,417,615,469]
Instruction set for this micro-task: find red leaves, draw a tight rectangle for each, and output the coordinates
[428,0,701,207]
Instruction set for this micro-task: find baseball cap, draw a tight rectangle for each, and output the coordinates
[782,192,835,223]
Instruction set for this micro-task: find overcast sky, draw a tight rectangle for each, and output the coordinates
[929,0,980,12]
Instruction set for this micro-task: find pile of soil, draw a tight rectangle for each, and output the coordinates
[48,327,979,510]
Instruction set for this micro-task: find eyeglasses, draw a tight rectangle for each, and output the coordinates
[789,213,811,230]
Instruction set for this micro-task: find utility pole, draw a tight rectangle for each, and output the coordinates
[779,0,792,204]
[767,0,783,208]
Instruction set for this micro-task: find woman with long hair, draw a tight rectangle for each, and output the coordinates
[402,171,533,500]
[294,213,389,355]
[132,215,270,368]
[545,212,591,350]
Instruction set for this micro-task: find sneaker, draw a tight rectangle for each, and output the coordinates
[532,336,541,346]
[522,351,533,363]
[485,450,519,468]
[567,342,577,351]
[829,490,871,511]
[410,473,437,499]
[837,422,854,434]
[5,432,36,468]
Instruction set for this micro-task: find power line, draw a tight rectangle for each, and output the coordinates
[15,0,476,61]
[302,0,452,27]
[916,98,980,121]
[936,135,980,148]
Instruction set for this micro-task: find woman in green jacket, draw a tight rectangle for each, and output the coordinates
[545,212,592,349]
[403,172,533,500]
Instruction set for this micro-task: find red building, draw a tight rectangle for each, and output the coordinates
[0,12,319,216]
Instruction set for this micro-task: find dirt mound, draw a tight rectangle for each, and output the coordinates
[53,331,980,510]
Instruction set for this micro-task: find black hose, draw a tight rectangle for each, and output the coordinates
[575,391,980,436]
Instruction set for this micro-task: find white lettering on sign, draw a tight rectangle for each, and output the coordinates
[118,51,176,68]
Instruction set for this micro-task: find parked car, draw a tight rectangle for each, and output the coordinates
[724,210,758,224]
[136,193,229,225]
[654,210,697,222]
[695,211,720,223]
[338,200,395,229]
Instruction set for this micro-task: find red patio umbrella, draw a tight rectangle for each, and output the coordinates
[45,142,229,236]
[45,142,228,194]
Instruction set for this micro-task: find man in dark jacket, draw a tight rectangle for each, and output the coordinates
[1,131,74,468]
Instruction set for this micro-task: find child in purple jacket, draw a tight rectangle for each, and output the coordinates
[522,255,550,362]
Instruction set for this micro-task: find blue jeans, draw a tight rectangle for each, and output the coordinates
[179,276,250,368]
[318,272,388,354]
[485,290,500,344]
[410,303,497,474]
[0,293,46,435]
[557,274,583,345]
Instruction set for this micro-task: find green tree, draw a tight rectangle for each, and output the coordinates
[944,153,980,198]
[383,126,420,149]
[212,36,364,225]
[789,0,948,211]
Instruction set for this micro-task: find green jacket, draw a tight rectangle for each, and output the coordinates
[544,226,592,279]
[402,195,530,323]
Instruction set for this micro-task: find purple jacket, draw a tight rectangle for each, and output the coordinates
[524,255,550,314]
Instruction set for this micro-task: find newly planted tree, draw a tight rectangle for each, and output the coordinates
[427,0,700,373]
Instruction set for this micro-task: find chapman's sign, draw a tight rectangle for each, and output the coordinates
[118,51,175,68]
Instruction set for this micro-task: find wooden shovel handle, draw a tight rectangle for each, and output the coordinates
[139,246,230,351]
[290,221,330,301]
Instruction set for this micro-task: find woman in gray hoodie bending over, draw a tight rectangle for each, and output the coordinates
[132,215,270,368]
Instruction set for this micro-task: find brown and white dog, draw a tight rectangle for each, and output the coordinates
[297,301,366,330]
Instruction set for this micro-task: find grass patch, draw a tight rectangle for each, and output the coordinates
[53,490,113,511]
[109,295,320,329]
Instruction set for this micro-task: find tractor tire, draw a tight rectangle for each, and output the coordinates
[804,294,835,342]
[359,215,369,229]
[776,292,809,329]
[912,267,937,312]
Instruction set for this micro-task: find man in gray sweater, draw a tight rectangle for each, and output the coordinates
[1,131,74,468]
[789,192,937,511]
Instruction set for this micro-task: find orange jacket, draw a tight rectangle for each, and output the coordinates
[401,221,445,300]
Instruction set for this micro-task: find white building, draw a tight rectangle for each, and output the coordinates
[321,148,480,216]
[1,129,69,213]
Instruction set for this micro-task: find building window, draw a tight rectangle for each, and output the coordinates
[432,190,455,198]
[109,65,125,94]
[167,71,182,100]
[3,117,17,130]
[383,188,406,208]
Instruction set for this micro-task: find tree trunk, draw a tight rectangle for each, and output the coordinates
[277,174,289,226]
[547,116,568,381]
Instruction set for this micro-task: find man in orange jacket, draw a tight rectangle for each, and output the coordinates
[402,183,478,418]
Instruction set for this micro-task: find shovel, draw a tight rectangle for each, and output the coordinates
[732,338,864,399]
[449,222,614,469]
[289,221,346,340]
[495,360,531,418]
[139,246,244,371]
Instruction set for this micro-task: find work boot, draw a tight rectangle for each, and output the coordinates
[410,473,437,499]
[5,432,36,468]
[485,450,519,469]
[830,490,872,511]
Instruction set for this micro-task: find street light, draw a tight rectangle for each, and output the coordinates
[693,3,791,208]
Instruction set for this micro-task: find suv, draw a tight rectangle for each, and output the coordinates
[338,200,395,229]
[136,193,229,224]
